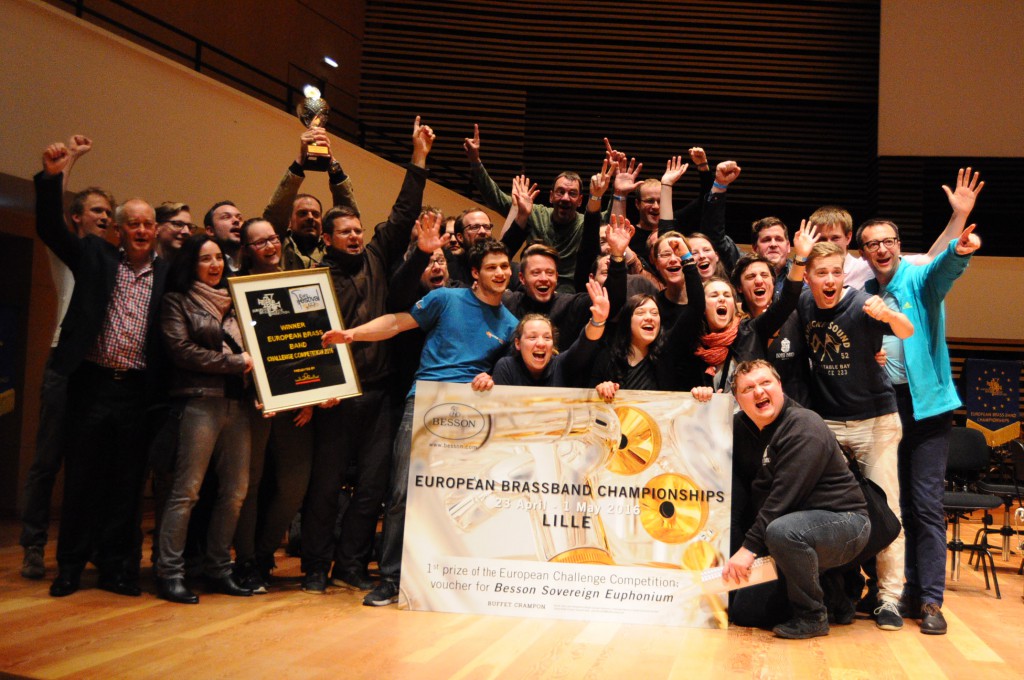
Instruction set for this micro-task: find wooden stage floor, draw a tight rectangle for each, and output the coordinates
[1,513,1023,679]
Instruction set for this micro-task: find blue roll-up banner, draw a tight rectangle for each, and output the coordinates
[964,358,1021,446]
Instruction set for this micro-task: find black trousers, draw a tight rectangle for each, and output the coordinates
[55,363,151,578]
[302,387,393,574]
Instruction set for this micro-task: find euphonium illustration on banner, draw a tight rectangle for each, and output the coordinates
[412,386,731,572]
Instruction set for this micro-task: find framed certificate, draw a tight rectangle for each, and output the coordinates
[228,269,361,412]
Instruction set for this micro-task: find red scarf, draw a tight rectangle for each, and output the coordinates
[695,321,739,375]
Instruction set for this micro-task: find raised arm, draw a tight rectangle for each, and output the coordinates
[752,220,818,338]
[923,167,984,260]
[658,155,689,223]
[607,139,642,218]
[387,212,450,312]
[465,124,514,214]
[35,143,82,268]
[863,296,914,339]
[61,135,92,195]
[603,214,633,315]
[700,161,742,272]
[372,117,435,265]
[574,159,615,292]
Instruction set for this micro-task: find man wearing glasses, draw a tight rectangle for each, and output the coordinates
[444,207,493,287]
[34,142,168,599]
[465,124,585,293]
[860,192,983,635]
[155,202,194,260]
[263,128,359,272]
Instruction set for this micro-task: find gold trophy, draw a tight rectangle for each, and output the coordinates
[296,85,331,171]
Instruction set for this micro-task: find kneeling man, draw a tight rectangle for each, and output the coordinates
[723,360,870,639]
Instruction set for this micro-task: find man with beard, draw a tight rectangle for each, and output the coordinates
[444,207,493,286]
[322,238,519,606]
[298,117,435,596]
[500,175,631,346]
[263,127,359,271]
[860,213,982,635]
[35,142,168,598]
[752,217,792,298]
[203,201,244,274]
[464,124,584,293]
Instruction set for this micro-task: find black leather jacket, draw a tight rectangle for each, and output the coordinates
[160,292,248,398]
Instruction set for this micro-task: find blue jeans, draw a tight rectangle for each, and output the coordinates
[156,397,251,580]
[379,396,415,582]
[895,385,951,606]
[20,360,67,548]
[765,510,870,619]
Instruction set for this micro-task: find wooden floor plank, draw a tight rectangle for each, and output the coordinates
[2,515,1024,678]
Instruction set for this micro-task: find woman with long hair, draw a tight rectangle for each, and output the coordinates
[687,220,818,394]
[156,235,254,604]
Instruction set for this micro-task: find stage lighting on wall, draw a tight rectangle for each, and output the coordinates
[323,56,339,68]
[303,85,321,100]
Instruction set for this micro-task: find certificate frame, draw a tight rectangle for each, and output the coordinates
[228,268,361,412]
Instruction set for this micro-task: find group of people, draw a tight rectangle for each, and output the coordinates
[21,119,984,640]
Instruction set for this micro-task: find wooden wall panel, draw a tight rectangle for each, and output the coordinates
[360,0,882,243]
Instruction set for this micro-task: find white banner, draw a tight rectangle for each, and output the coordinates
[401,382,734,628]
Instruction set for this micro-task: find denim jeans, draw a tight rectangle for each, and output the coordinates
[156,397,251,580]
[379,396,415,582]
[826,413,904,603]
[895,385,951,606]
[20,360,68,548]
[765,510,870,618]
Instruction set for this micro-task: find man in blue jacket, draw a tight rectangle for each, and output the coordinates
[861,214,982,635]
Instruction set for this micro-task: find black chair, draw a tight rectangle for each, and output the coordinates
[973,438,1024,568]
[942,427,1002,598]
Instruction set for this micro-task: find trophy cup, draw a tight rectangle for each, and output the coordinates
[296,85,331,171]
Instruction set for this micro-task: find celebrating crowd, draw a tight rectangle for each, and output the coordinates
[22,117,984,640]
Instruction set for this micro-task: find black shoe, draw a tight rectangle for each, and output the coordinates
[330,569,376,591]
[362,580,400,606]
[919,603,947,635]
[855,593,879,616]
[874,601,904,631]
[21,546,46,580]
[301,570,328,594]
[773,614,830,639]
[98,574,142,597]
[898,594,922,620]
[49,571,80,597]
[157,577,199,604]
[822,571,855,625]
[235,560,269,594]
[205,575,253,597]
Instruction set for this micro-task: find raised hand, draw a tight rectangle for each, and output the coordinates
[322,328,355,346]
[511,174,540,218]
[943,167,984,217]
[613,156,643,196]
[605,214,635,257]
[667,234,691,258]
[464,123,481,163]
[42,142,71,176]
[590,158,615,198]
[955,223,982,255]
[715,160,741,187]
[689,147,709,170]
[792,219,820,260]
[298,127,330,164]
[411,116,436,166]
[661,156,689,186]
[67,134,93,159]
[416,211,451,254]
[586,278,610,324]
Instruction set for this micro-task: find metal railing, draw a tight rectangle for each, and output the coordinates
[58,0,471,190]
